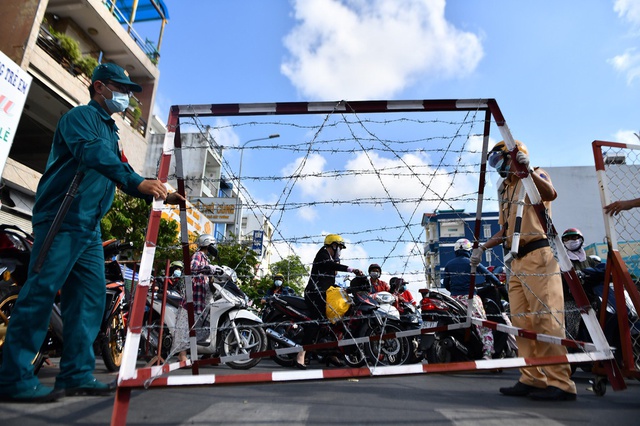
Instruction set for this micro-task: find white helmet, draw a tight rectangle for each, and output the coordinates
[197,234,216,248]
[454,238,472,252]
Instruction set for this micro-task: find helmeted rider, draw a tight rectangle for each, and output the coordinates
[168,260,184,293]
[561,228,600,341]
[443,238,499,360]
[173,233,221,362]
[368,263,390,293]
[300,234,362,369]
[261,273,295,304]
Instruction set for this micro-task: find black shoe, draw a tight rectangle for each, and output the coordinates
[499,381,541,397]
[325,355,344,367]
[58,379,116,396]
[294,362,307,370]
[529,386,577,401]
[0,385,65,403]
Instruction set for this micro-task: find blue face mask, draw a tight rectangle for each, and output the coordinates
[172,269,182,278]
[102,84,130,114]
[274,280,283,287]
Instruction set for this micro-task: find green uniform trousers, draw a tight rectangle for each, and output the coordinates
[0,223,105,393]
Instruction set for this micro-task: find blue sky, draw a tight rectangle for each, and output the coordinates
[137,0,640,288]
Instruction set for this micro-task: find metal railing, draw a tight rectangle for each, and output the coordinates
[36,25,148,136]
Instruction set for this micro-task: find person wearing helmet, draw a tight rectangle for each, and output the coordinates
[390,278,417,311]
[300,234,363,369]
[168,260,185,293]
[474,140,577,401]
[561,228,600,345]
[443,238,501,360]
[173,234,221,362]
[260,273,295,304]
[368,263,390,293]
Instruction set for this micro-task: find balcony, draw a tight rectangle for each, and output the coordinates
[35,24,148,135]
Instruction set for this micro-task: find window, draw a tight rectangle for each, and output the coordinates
[439,220,464,238]
[483,224,492,239]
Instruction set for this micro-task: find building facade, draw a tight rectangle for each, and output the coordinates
[422,209,503,288]
[0,0,168,232]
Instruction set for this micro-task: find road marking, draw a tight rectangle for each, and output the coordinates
[436,408,564,426]
[181,402,309,425]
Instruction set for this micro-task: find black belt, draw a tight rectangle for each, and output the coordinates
[515,239,549,259]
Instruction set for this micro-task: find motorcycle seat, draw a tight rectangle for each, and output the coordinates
[278,294,308,310]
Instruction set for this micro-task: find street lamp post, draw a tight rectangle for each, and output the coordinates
[235,133,280,242]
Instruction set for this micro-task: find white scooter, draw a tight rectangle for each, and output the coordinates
[140,265,267,369]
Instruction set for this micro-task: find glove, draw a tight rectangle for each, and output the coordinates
[470,248,483,267]
[516,151,529,168]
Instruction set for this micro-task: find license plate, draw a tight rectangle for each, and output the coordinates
[422,321,438,329]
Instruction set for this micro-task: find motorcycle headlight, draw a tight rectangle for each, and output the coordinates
[374,292,396,305]
[219,286,246,307]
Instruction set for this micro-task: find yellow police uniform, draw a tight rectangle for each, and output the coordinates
[500,168,576,394]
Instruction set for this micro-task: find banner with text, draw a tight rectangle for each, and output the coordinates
[0,50,32,177]
[192,197,238,224]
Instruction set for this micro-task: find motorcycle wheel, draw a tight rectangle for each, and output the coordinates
[0,284,46,373]
[342,344,367,368]
[222,319,267,370]
[101,308,126,372]
[267,319,298,367]
[361,321,409,366]
[426,337,452,364]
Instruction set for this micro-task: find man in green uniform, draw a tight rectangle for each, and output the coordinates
[472,140,577,401]
[0,63,181,402]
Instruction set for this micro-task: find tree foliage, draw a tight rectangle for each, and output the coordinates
[100,190,183,273]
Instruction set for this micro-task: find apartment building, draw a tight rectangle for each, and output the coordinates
[0,0,168,231]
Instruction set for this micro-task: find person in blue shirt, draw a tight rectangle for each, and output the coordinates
[442,238,501,360]
[0,63,182,403]
[261,274,295,304]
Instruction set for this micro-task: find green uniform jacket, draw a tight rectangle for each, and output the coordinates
[32,100,150,232]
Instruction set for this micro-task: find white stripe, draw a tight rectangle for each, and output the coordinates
[308,101,346,112]
[238,103,277,114]
[181,402,309,426]
[437,408,564,426]
[387,100,425,110]
[272,369,325,381]
[456,99,489,109]
[166,375,217,386]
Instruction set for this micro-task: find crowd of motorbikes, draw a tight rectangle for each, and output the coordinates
[1,223,639,374]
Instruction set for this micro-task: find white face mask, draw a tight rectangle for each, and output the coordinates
[274,280,283,287]
[564,239,582,251]
[102,84,130,114]
[334,246,342,260]
[370,272,380,279]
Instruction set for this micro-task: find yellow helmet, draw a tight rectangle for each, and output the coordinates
[324,234,346,249]
[488,140,528,170]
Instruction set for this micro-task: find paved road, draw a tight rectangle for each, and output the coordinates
[1,358,639,425]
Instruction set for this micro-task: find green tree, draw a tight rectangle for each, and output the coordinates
[270,255,308,295]
[100,190,182,273]
[215,239,263,305]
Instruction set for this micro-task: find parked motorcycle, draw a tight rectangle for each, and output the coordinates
[419,286,516,363]
[0,227,130,373]
[140,265,267,370]
[97,239,131,371]
[575,264,640,372]
[263,276,410,368]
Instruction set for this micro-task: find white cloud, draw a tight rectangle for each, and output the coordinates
[281,0,483,100]
[614,129,640,144]
[282,147,481,213]
[615,0,640,28]
[608,48,640,85]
